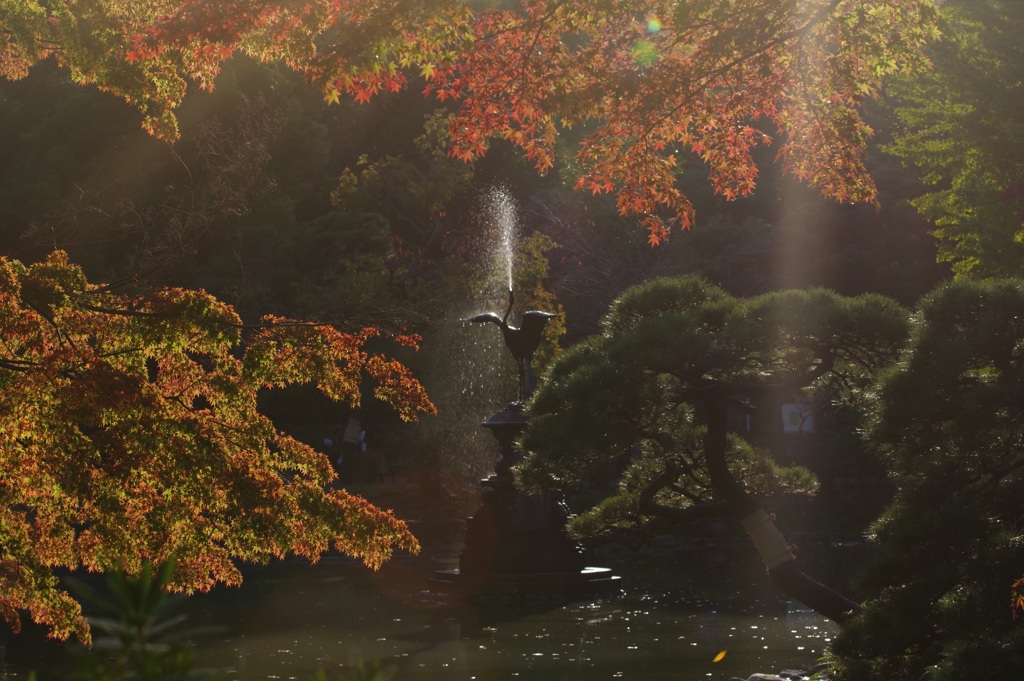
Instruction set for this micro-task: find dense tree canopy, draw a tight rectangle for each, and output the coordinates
[0,0,940,241]
[517,276,909,621]
[440,0,939,243]
[883,0,1024,278]
[831,279,1024,680]
[0,251,434,643]
[0,0,473,139]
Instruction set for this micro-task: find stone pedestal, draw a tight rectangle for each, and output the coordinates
[434,403,620,602]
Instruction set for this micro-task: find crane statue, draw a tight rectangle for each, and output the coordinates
[465,289,557,402]
[435,287,619,598]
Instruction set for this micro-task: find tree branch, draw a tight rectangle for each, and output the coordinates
[637,463,729,524]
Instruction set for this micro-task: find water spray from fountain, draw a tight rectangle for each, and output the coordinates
[489,186,518,296]
[403,186,530,498]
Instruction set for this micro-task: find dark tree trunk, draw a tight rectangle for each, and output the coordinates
[704,399,861,625]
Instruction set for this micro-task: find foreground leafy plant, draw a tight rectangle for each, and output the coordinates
[65,560,210,681]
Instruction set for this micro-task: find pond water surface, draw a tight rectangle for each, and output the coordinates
[2,534,840,681]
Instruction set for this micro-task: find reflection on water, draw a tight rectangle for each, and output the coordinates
[2,542,839,681]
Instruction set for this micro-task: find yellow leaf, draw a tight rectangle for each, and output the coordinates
[420,62,436,79]
[713,650,727,663]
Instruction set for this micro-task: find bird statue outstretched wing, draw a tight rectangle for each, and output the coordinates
[518,311,558,358]
[464,312,505,326]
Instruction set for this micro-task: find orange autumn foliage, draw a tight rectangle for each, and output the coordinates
[435,0,939,242]
[0,252,434,642]
[1,1,939,242]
